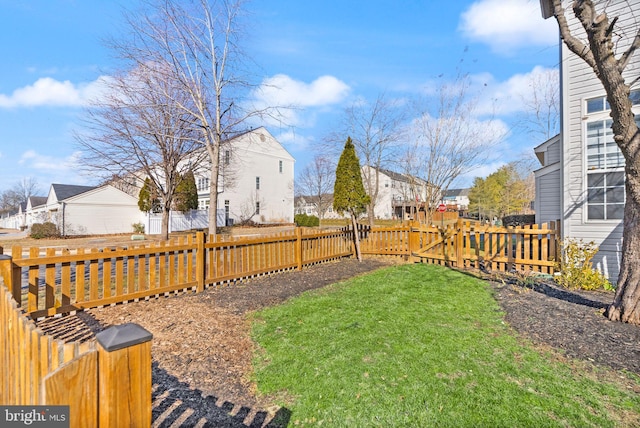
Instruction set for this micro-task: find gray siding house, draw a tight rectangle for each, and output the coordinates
[537,0,640,282]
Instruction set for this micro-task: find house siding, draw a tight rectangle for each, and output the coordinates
[195,127,295,225]
[535,165,561,224]
[559,0,639,282]
[56,186,143,236]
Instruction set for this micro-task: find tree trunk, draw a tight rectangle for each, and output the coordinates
[207,140,220,236]
[607,158,640,324]
[351,213,362,262]
[161,205,170,241]
[547,0,640,324]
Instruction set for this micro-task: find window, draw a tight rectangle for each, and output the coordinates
[586,119,623,169]
[256,202,260,215]
[224,150,230,165]
[587,172,625,220]
[586,89,639,113]
[256,177,260,190]
[584,91,640,220]
[197,177,210,192]
[198,199,210,210]
[279,160,283,173]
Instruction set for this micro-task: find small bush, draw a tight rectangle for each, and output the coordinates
[555,238,613,291]
[30,222,60,239]
[294,213,319,227]
[502,215,536,226]
[132,222,145,234]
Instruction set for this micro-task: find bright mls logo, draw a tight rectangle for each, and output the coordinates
[1,406,69,427]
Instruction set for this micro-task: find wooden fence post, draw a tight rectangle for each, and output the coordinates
[295,227,303,271]
[408,222,419,263]
[196,232,206,292]
[455,219,464,268]
[96,323,153,428]
[0,253,21,306]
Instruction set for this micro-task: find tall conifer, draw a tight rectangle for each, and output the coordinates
[334,137,370,261]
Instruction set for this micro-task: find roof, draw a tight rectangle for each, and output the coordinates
[443,188,470,198]
[368,166,427,185]
[51,184,97,201]
[28,196,47,207]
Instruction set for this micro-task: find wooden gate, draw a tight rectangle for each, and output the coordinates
[409,220,560,274]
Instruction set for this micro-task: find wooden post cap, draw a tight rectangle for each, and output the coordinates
[96,323,153,352]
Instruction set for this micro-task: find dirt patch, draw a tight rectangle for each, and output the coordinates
[36,259,640,427]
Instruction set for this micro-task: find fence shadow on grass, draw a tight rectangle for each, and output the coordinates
[35,311,292,428]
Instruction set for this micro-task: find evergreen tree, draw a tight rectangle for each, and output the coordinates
[174,171,199,213]
[138,178,160,213]
[334,137,370,261]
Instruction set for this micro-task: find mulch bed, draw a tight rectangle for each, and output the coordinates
[36,258,640,427]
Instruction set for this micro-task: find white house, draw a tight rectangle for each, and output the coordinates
[537,0,640,281]
[42,184,143,236]
[366,166,431,220]
[193,127,295,225]
[25,196,48,228]
[294,195,345,221]
[442,188,470,212]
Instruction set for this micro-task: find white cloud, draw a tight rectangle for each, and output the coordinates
[459,0,558,53]
[0,76,109,108]
[19,149,82,172]
[475,66,559,115]
[250,74,350,127]
[275,130,315,152]
[256,74,350,107]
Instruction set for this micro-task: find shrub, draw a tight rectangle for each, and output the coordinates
[295,213,319,227]
[502,214,536,226]
[132,222,145,234]
[555,238,613,291]
[30,222,60,239]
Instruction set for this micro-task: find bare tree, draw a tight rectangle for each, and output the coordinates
[326,94,407,227]
[77,62,201,240]
[0,178,41,213]
[296,155,335,224]
[520,67,561,141]
[543,0,640,324]
[120,0,268,235]
[406,74,505,224]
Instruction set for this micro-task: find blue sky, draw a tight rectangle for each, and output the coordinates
[0,0,560,194]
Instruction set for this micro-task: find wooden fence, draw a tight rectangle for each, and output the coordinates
[0,255,152,427]
[358,220,560,273]
[408,220,560,273]
[1,222,559,319]
[0,221,558,425]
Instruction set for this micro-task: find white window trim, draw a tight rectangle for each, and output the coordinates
[581,94,640,222]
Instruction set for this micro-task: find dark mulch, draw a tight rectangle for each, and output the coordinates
[490,276,640,374]
[36,258,640,427]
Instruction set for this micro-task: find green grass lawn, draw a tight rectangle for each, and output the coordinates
[251,264,640,427]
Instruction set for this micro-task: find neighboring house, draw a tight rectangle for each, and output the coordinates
[294,195,344,220]
[25,196,49,227]
[442,188,470,212]
[366,166,432,220]
[537,0,640,282]
[193,127,295,225]
[43,184,142,236]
